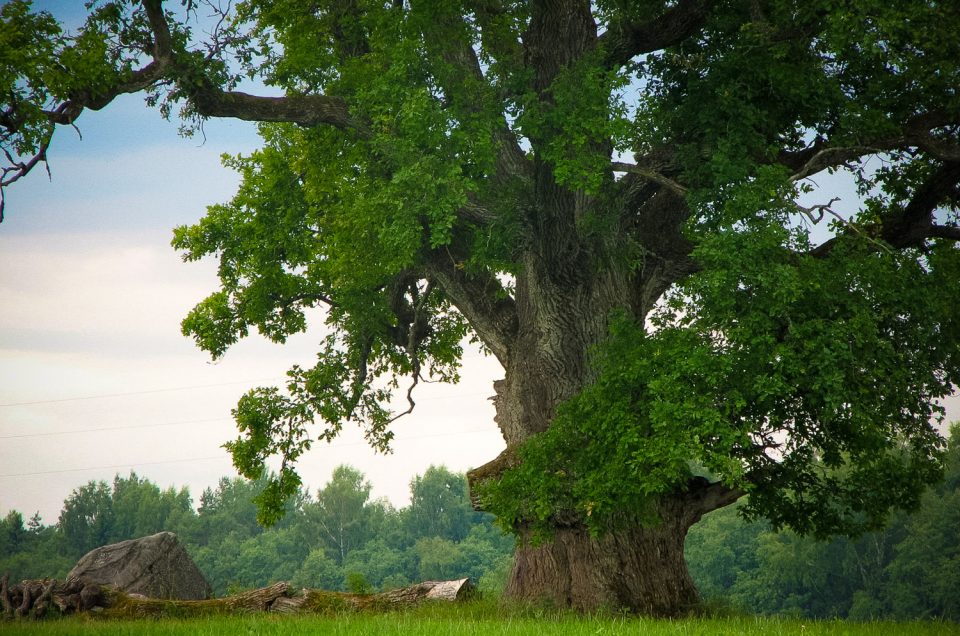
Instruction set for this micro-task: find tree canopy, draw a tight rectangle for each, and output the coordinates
[3,0,960,611]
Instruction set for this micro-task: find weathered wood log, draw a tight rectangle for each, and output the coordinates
[14,580,31,618]
[103,578,474,618]
[378,579,474,605]
[101,581,292,618]
[0,576,473,620]
[272,578,475,615]
[0,576,105,620]
[32,579,55,620]
[1,573,13,619]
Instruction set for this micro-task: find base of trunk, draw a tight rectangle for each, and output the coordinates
[504,520,698,616]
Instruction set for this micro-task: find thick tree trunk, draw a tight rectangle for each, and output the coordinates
[476,308,743,616]
[505,504,699,616]
[468,4,724,614]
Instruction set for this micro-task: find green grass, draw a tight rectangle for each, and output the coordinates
[2,601,958,636]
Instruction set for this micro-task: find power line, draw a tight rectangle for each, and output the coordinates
[0,383,493,409]
[0,427,501,479]
[0,378,286,408]
[0,390,493,440]
[0,455,228,479]
[0,416,231,440]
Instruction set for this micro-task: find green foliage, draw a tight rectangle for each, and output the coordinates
[883,425,960,620]
[414,536,462,581]
[110,473,193,543]
[303,465,377,565]
[3,448,960,621]
[57,480,116,559]
[685,424,960,621]
[292,549,344,591]
[486,226,960,535]
[342,538,413,591]
[344,570,373,595]
[405,465,477,542]
[1,463,510,597]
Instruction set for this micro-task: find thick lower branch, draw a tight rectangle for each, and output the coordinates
[680,476,745,527]
[140,0,362,133]
[425,254,517,365]
[600,0,715,68]
[190,90,359,131]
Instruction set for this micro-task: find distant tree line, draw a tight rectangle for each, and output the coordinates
[0,465,513,596]
[1,429,957,620]
[686,423,960,621]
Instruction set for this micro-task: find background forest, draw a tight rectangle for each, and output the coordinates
[2,423,958,622]
[0,465,514,598]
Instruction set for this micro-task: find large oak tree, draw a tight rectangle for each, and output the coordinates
[3,0,960,615]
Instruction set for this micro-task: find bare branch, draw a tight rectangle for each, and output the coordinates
[786,144,893,182]
[192,90,359,129]
[793,196,841,224]
[681,477,745,526]
[797,198,894,256]
[383,373,419,428]
[1,0,371,214]
[457,200,499,225]
[0,133,53,222]
[907,129,960,163]
[783,113,960,182]
[810,160,960,257]
[612,161,688,196]
[883,160,960,247]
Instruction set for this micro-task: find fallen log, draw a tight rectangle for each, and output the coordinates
[103,581,294,618]
[104,578,474,618]
[0,573,474,620]
[271,578,475,615]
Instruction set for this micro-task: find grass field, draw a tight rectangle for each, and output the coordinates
[2,601,958,636]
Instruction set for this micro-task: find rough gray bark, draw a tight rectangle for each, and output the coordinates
[502,483,742,615]
[508,524,696,616]
[67,531,211,601]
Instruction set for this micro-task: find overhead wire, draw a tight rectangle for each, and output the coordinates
[0,390,493,440]
[0,416,231,440]
[0,377,288,408]
[0,426,500,479]
[0,380,495,409]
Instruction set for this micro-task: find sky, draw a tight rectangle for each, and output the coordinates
[0,85,506,524]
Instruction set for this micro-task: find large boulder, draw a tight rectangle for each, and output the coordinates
[67,531,211,600]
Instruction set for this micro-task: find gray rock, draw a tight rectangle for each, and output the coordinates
[67,531,211,600]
